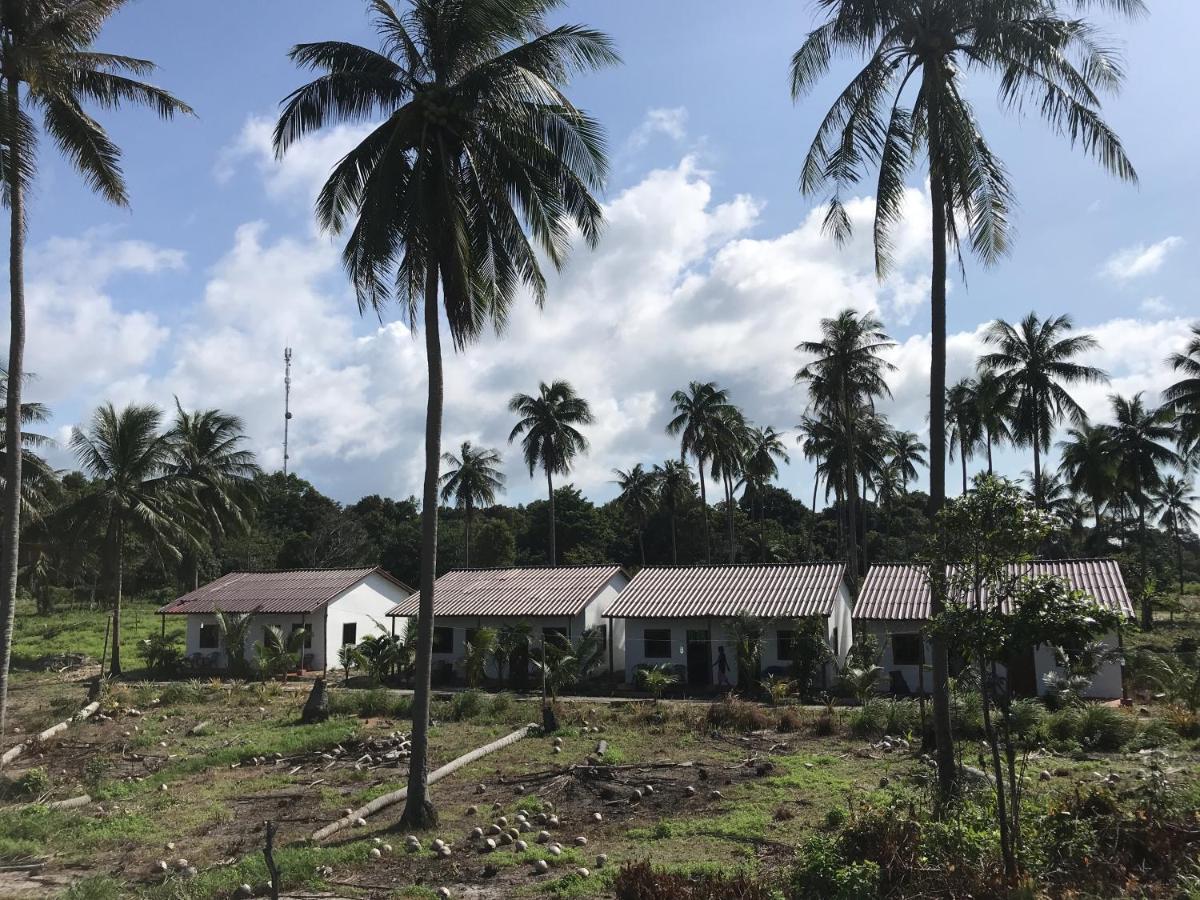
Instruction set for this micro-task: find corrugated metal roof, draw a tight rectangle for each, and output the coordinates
[159,568,409,615]
[605,563,847,619]
[387,566,625,618]
[854,559,1134,620]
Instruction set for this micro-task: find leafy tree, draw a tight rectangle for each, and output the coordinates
[653,459,694,565]
[886,428,926,496]
[439,442,505,567]
[667,381,736,563]
[472,518,516,568]
[796,309,895,586]
[980,314,1108,504]
[946,378,982,494]
[0,1,190,736]
[707,406,750,563]
[742,426,790,561]
[784,617,834,699]
[1057,424,1117,530]
[724,611,769,693]
[509,381,595,566]
[1154,475,1198,598]
[791,0,1139,799]
[168,402,261,589]
[612,464,659,566]
[69,404,199,677]
[972,370,1015,475]
[1164,323,1200,458]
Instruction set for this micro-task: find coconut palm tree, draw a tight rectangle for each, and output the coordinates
[742,425,790,562]
[276,0,616,827]
[1165,324,1200,459]
[946,378,983,494]
[885,429,926,495]
[0,372,58,522]
[494,622,532,689]
[439,442,505,567]
[508,381,594,566]
[981,314,1108,505]
[708,406,750,564]
[0,2,191,737]
[653,459,693,565]
[69,404,199,677]
[1154,475,1198,599]
[791,0,1139,805]
[666,381,736,563]
[1106,393,1181,628]
[1057,424,1117,529]
[796,310,895,587]
[214,608,255,678]
[973,369,1015,475]
[168,402,262,589]
[612,464,659,566]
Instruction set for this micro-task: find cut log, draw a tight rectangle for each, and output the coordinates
[1,701,100,768]
[311,724,533,842]
[187,721,212,737]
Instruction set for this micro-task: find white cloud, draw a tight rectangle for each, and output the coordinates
[624,107,689,151]
[1138,296,1173,317]
[1101,236,1184,281]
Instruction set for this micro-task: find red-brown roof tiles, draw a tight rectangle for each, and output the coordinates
[159,568,410,615]
[854,559,1134,620]
[387,566,626,618]
[605,563,848,619]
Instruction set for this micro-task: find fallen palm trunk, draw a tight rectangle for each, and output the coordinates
[1,701,100,768]
[312,724,533,842]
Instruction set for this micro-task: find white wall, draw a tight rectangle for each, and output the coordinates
[324,572,411,669]
[861,620,1125,699]
[182,612,326,671]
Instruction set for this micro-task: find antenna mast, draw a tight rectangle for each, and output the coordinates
[283,347,293,477]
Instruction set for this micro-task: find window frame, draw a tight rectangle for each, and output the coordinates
[643,628,672,660]
[776,629,796,662]
[341,622,357,647]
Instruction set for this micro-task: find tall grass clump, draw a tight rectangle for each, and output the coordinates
[704,696,770,733]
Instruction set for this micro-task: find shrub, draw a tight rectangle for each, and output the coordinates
[1075,705,1135,752]
[613,860,771,900]
[83,758,110,792]
[448,689,486,721]
[824,807,847,830]
[883,700,920,737]
[791,834,881,900]
[12,767,50,798]
[847,700,886,739]
[137,632,183,675]
[705,696,769,733]
[327,688,411,719]
[1163,705,1200,738]
[777,707,803,733]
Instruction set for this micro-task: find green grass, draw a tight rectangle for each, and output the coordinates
[10,594,166,670]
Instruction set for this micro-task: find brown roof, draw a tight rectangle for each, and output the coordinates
[159,567,411,615]
[605,563,847,619]
[854,559,1134,621]
[387,566,626,618]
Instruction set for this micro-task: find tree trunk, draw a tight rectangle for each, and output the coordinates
[0,75,27,738]
[669,512,677,565]
[545,468,556,566]
[724,474,736,564]
[986,431,994,475]
[1138,488,1152,631]
[697,455,711,563]
[925,77,956,799]
[110,519,124,677]
[960,439,968,495]
[1031,435,1042,508]
[843,403,861,592]
[637,529,645,567]
[980,657,1015,880]
[464,503,471,568]
[400,266,442,830]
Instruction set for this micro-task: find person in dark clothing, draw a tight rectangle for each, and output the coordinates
[714,645,730,687]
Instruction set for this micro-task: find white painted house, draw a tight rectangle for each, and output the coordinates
[606,564,854,689]
[158,568,413,672]
[386,566,630,684]
[854,559,1134,699]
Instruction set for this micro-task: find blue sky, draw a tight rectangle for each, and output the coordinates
[16,1,1199,505]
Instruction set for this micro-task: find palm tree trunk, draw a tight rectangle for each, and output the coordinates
[464,503,472,568]
[545,468,556,566]
[669,510,677,565]
[1138,485,1151,631]
[843,404,861,591]
[110,518,124,677]
[986,431,994,475]
[1032,436,1042,507]
[724,473,736,564]
[637,530,645,567]
[401,266,442,830]
[960,439,968,495]
[0,74,27,738]
[697,455,711,564]
[926,83,956,799]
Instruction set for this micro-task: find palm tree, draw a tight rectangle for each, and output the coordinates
[213,608,255,678]
[743,425,790,562]
[972,369,1014,475]
[69,404,198,677]
[463,626,497,688]
[653,459,693,565]
[796,309,895,587]
[885,429,926,495]
[612,464,659,566]
[1165,324,1200,459]
[276,0,616,828]
[0,372,58,522]
[945,379,982,494]
[708,406,750,564]
[981,314,1108,505]
[439,442,505,567]
[791,0,1139,806]
[1057,424,1117,529]
[494,622,532,689]
[168,402,261,589]
[666,381,736,563]
[724,611,770,693]
[0,2,191,737]
[1154,475,1198,599]
[508,381,594,565]
[1106,393,1181,629]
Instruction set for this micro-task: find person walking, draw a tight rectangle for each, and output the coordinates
[714,646,731,688]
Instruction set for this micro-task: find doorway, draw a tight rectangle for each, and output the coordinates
[686,630,710,687]
[1008,647,1038,697]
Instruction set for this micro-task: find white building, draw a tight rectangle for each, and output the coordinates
[606,563,854,689]
[854,559,1134,699]
[158,567,413,672]
[386,566,630,684]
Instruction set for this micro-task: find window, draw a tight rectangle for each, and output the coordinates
[892,633,922,666]
[341,623,357,647]
[776,629,796,662]
[199,622,218,650]
[433,626,454,654]
[595,624,608,652]
[290,623,313,649]
[643,628,672,659]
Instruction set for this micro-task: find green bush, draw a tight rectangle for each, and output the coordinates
[14,767,50,798]
[791,834,880,900]
[883,700,920,737]
[137,632,183,675]
[1075,705,1135,752]
[447,689,486,721]
[327,688,411,719]
[847,700,886,738]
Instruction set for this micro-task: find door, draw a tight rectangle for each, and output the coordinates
[1008,647,1038,697]
[686,630,710,687]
